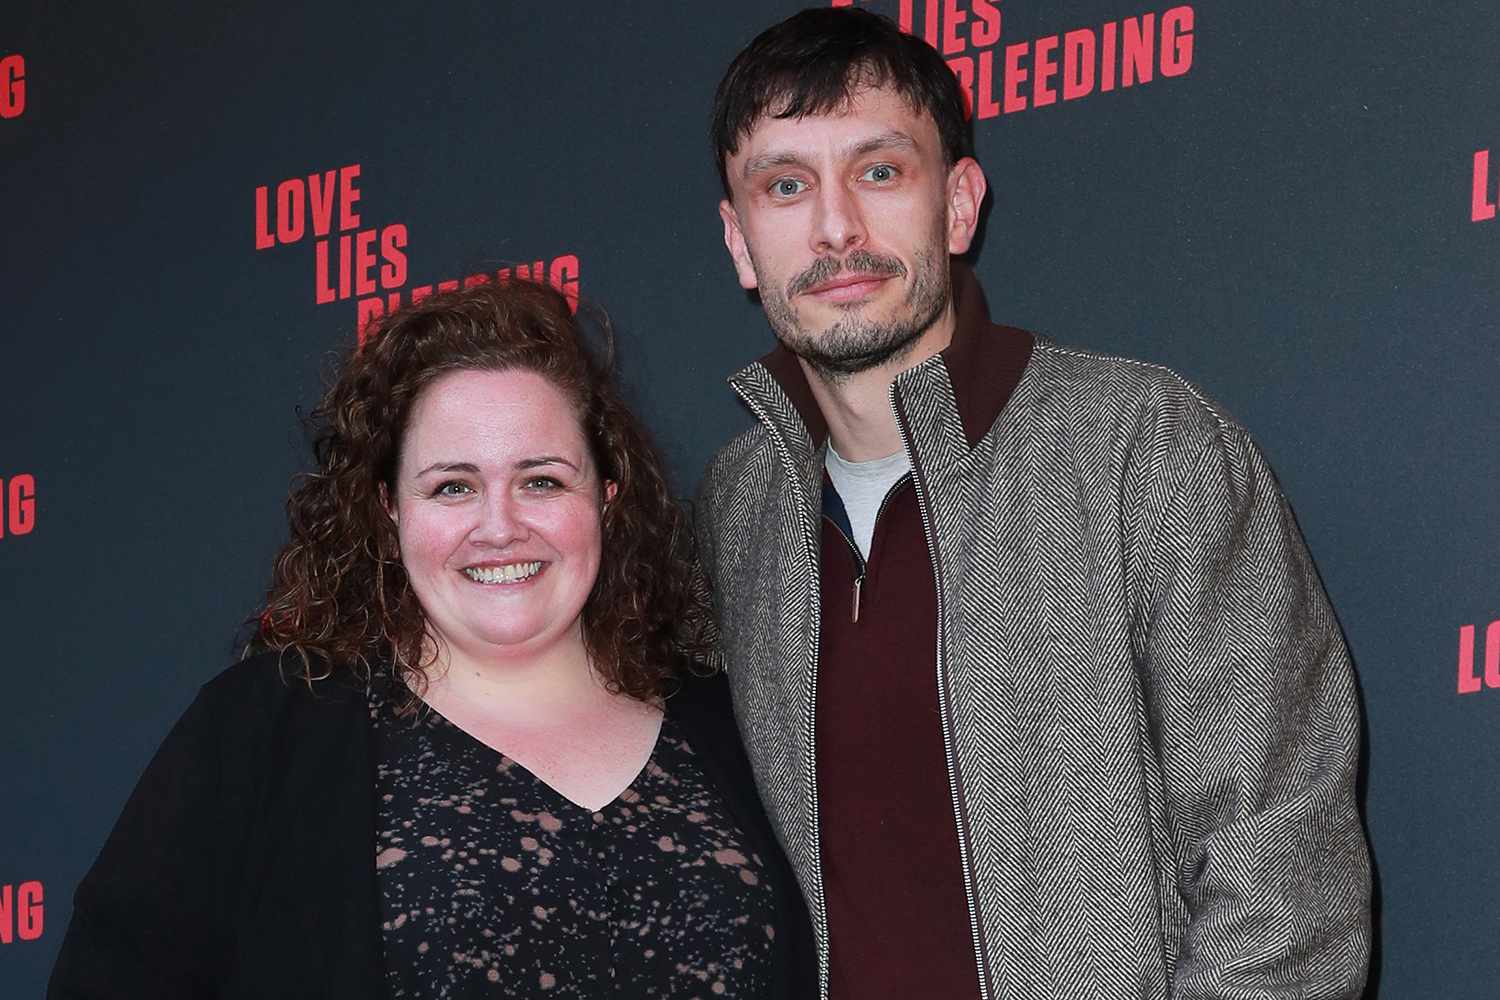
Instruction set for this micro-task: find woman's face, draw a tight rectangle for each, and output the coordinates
[389,368,612,668]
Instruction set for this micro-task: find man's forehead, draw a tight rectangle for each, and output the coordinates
[734,86,938,157]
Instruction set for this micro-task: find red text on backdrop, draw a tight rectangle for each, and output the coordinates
[0,54,23,119]
[1458,622,1500,694]
[0,474,36,539]
[1473,149,1496,222]
[0,882,43,944]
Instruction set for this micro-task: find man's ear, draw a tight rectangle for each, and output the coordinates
[945,157,988,255]
[719,199,760,290]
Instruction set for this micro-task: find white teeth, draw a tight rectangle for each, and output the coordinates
[463,561,543,584]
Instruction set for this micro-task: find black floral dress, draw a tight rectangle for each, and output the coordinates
[371,688,783,998]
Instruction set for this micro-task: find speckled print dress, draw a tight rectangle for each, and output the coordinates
[370,688,782,998]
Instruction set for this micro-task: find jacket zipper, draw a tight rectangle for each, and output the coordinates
[731,385,832,1000]
[891,384,993,1000]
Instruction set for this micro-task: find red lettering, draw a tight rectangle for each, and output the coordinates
[1487,621,1500,689]
[18,882,42,942]
[462,272,490,288]
[437,280,460,293]
[1062,30,1097,101]
[1032,35,1060,108]
[1122,14,1156,87]
[314,240,336,305]
[410,284,434,304]
[275,179,305,245]
[1161,6,1195,77]
[550,254,581,313]
[898,0,914,34]
[0,54,24,119]
[1473,150,1496,223]
[354,229,378,296]
[924,0,940,48]
[514,260,547,283]
[339,234,353,300]
[253,186,275,250]
[975,49,1001,120]
[969,0,1001,47]
[1002,42,1029,114]
[7,474,36,537]
[356,296,384,343]
[0,881,43,943]
[307,170,338,237]
[1459,625,1482,694]
[941,0,968,56]
[339,164,362,231]
[1102,22,1118,92]
[947,57,975,118]
[380,224,408,288]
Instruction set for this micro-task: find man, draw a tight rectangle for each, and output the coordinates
[694,7,1370,1000]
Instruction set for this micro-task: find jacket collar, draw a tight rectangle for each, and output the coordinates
[732,260,1033,455]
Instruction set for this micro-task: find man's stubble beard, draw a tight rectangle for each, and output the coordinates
[754,225,951,385]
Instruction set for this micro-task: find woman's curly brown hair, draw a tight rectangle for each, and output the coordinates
[256,279,709,706]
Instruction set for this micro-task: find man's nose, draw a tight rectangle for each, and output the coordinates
[811,182,867,254]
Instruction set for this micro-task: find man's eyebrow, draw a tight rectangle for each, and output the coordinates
[848,130,919,159]
[741,150,811,180]
[740,130,922,181]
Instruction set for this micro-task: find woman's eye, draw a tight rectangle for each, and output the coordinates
[523,476,562,491]
[771,177,807,198]
[862,164,897,183]
[434,481,473,498]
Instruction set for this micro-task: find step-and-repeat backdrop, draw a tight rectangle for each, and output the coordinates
[2,2,1496,995]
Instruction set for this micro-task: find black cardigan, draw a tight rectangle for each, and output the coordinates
[48,653,816,998]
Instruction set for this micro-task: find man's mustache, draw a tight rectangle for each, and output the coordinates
[786,250,906,298]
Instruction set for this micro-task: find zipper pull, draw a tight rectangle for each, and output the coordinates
[851,574,864,623]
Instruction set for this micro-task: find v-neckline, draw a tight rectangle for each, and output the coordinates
[421,702,668,814]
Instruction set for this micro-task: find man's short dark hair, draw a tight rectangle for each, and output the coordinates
[711,7,974,196]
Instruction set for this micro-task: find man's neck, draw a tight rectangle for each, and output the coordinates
[800,305,956,462]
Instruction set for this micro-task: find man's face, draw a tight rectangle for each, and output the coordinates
[719,85,984,379]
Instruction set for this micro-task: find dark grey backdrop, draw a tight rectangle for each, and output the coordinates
[2,1,1496,995]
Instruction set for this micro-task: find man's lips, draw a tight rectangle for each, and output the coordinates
[800,273,893,301]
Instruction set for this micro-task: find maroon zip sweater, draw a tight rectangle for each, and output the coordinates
[757,263,1033,997]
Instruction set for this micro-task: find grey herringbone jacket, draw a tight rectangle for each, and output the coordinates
[695,328,1371,999]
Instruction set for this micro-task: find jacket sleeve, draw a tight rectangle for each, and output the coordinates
[1136,427,1371,999]
[689,482,726,673]
[47,687,226,999]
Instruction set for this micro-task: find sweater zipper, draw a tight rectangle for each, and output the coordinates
[824,474,910,623]
[891,384,993,1000]
[731,385,832,1000]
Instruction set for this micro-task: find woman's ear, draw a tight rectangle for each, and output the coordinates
[380,481,398,525]
[603,480,619,505]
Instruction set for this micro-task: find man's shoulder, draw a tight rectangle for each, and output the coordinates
[1020,337,1249,449]
[698,420,778,503]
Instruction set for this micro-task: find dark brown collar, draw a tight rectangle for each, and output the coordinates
[756,260,1034,451]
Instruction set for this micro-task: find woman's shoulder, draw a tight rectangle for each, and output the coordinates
[662,662,735,723]
[193,648,373,730]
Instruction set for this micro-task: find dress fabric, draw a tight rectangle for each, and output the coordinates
[371,688,781,998]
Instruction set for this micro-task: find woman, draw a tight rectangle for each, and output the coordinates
[48,280,815,998]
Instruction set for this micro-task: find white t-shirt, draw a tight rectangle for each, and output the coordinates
[824,443,911,560]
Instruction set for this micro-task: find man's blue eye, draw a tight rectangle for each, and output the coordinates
[773,178,806,197]
[863,164,896,182]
